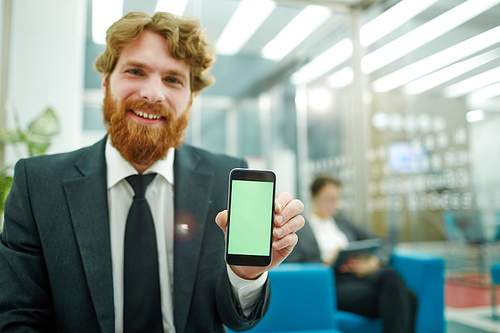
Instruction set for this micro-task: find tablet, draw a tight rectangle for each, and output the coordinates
[333,238,384,271]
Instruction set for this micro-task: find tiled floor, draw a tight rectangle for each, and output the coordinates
[446,307,500,333]
[445,274,500,332]
[445,285,500,333]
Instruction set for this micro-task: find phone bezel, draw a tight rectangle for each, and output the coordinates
[225,168,276,267]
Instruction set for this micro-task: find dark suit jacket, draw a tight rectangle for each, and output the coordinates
[0,138,270,332]
[286,216,392,267]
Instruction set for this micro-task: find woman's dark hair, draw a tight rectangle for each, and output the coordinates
[310,174,341,198]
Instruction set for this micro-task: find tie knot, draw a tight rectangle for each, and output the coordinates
[126,173,157,199]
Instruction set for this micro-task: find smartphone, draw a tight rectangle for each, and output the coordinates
[225,168,276,267]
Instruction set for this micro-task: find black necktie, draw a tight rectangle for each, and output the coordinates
[123,173,163,333]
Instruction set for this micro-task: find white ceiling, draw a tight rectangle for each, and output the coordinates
[88,0,500,109]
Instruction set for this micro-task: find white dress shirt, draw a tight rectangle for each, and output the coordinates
[105,140,267,332]
[308,214,349,263]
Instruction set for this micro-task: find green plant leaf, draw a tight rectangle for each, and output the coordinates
[0,106,59,216]
[28,107,60,137]
[0,128,23,144]
[25,132,52,156]
[0,176,13,214]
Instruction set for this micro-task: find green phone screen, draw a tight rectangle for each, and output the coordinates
[227,179,274,256]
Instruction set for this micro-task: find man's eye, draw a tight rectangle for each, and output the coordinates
[165,77,181,84]
[127,69,142,75]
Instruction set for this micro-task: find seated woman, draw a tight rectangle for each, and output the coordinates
[287,174,417,333]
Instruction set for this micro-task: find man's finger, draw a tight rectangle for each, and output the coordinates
[273,214,304,239]
[274,192,293,213]
[215,210,228,232]
[272,232,298,250]
[275,199,304,226]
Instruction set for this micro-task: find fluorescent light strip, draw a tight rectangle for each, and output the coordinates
[469,82,500,101]
[290,38,352,85]
[287,0,435,85]
[360,0,439,46]
[372,25,500,92]
[362,0,500,74]
[261,5,331,61]
[466,109,485,122]
[444,66,500,98]
[308,89,332,111]
[155,0,188,16]
[92,0,124,45]
[404,48,500,95]
[216,0,276,56]
[326,67,353,89]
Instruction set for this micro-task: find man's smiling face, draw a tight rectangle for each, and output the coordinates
[102,30,193,169]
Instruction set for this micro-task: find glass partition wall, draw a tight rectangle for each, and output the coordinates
[280,0,500,282]
[80,0,500,279]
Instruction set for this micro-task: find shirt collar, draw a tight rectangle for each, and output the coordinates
[105,138,175,189]
[309,213,335,226]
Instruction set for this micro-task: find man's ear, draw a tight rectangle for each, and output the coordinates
[188,92,197,108]
[101,73,108,94]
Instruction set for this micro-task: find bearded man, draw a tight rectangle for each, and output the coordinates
[0,11,304,333]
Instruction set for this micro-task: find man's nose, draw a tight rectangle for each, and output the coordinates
[140,77,166,104]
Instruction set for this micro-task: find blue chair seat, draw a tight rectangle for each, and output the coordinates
[227,263,341,333]
[337,311,382,333]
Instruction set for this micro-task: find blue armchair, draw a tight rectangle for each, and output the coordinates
[227,249,445,333]
[227,263,342,333]
[337,248,446,333]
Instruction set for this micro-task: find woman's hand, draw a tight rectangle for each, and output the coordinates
[340,255,381,277]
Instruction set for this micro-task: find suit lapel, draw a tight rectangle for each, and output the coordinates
[173,145,214,333]
[63,138,114,333]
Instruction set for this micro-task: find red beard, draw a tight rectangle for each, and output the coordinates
[103,91,190,167]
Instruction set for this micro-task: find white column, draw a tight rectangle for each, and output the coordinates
[295,84,309,204]
[349,7,370,228]
[225,107,238,157]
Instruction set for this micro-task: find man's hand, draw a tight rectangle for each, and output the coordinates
[215,192,304,280]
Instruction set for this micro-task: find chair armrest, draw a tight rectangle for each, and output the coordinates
[492,262,500,284]
[390,248,445,333]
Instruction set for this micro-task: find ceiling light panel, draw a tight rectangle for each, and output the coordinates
[326,67,354,89]
[155,0,189,16]
[216,0,276,56]
[290,38,353,85]
[444,66,500,98]
[404,48,500,95]
[372,24,500,92]
[308,89,332,111]
[362,0,500,74]
[261,5,332,61]
[360,0,439,46]
[469,82,500,101]
[466,109,485,122]
[92,0,124,45]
